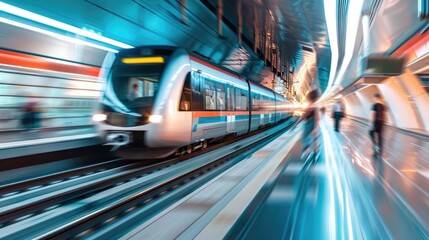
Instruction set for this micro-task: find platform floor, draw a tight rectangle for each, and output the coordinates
[0,126,99,159]
[0,126,96,144]
[243,117,429,239]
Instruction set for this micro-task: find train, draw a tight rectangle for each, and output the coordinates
[93,46,291,159]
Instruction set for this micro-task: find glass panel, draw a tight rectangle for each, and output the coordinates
[204,79,216,110]
[226,86,235,111]
[191,72,203,111]
[179,73,192,111]
[108,64,163,115]
[241,90,248,111]
[252,93,260,111]
[235,88,242,110]
[216,83,226,111]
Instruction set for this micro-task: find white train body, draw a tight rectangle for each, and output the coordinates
[95,46,290,158]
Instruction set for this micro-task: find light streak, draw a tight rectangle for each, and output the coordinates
[321,0,339,100]
[0,17,118,53]
[0,1,133,49]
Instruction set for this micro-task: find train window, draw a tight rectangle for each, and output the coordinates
[216,83,226,111]
[203,79,216,110]
[252,93,261,111]
[226,86,235,111]
[191,72,203,111]
[179,73,192,111]
[235,88,242,111]
[235,89,248,111]
[191,71,202,92]
[243,91,249,111]
[110,64,163,117]
[262,95,269,110]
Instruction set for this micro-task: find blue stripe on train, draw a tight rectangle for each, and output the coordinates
[197,116,227,124]
[194,114,266,132]
[236,115,249,120]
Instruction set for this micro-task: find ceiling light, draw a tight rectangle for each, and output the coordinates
[0,1,133,49]
[333,0,364,92]
[121,56,164,64]
[321,0,338,100]
[0,17,118,53]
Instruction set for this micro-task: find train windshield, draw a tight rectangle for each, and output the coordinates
[108,64,164,115]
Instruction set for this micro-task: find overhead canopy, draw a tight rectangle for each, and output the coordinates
[4,0,333,95]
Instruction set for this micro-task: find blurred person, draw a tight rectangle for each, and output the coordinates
[292,88,321,159]
[128,83,141,101]
[21,98,39,131]
[369,93,386,155]
[332,100,345,132]
[320,106,326,116]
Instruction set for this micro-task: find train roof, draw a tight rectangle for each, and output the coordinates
[116,46,281,96]
[186,50,277,94]
[116,46,178,57]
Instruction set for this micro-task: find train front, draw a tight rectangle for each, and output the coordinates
[93,47,192,159]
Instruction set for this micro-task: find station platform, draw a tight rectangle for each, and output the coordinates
[241,117,429,239]
[122,117,429,239]
[0,126,100,159]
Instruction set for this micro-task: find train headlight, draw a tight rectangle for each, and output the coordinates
[92,113,107,122]
[149,115,163,123]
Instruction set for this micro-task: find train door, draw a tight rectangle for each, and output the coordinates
[226,85,235,133]
[190,71,204,142]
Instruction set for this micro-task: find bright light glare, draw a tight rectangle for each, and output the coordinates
[122,57,164,64]
[332,0,364,92]
[0,1,133,49]
[92,113,107,122]
[0,17,118,53]
[149,115,163,123]
[322,0,338,100]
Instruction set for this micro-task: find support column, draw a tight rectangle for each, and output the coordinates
[237,0,242,46]
[217,0,223,36]
[253,6,259,53]
[180,0,187,24]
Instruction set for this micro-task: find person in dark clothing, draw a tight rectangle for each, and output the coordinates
[369,93,386,155]
[22,100,38,130]
[332,100,345,132]
[320,106,326,116]
[292,88,321,157]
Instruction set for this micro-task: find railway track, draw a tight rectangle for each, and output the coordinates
[0,119,295,239]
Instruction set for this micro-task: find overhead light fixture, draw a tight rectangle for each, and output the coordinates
[121,56,164,64]
[0,17,118,53]
[0,1,133,49]
[321,0,338,99]
[333,0,364,93]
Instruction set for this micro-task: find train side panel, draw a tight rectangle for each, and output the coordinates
[188,57,250,142]
[146,49,192,147]
[275,93,290,120]
[249,83,277,130]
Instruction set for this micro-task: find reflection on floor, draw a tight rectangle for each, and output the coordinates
[0,126,96,144]
[243,117,429,239]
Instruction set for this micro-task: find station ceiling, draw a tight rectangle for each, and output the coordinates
[3,0,338,93]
